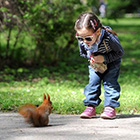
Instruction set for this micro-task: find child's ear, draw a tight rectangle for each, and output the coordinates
[96,28,101,36]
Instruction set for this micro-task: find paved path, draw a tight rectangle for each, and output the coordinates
[0,113,140,140]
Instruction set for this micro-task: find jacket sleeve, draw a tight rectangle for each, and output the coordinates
[78,42,90,59]
[105,32,124,64]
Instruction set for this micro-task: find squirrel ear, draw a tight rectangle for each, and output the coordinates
[47,93,50,101]
[43,94,46,100]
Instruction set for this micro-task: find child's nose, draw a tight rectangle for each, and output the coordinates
[83,39,87,43]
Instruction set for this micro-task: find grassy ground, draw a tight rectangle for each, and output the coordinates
[0,17,140,115]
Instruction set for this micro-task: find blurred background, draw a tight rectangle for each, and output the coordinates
[0,0,140,69]
[0,0,140,114]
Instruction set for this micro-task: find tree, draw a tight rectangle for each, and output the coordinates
[0,0,24,67]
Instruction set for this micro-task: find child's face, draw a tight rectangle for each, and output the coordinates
[76,27,99,46]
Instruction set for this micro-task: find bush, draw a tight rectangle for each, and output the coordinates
[0,0,87,68]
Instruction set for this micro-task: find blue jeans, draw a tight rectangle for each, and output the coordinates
[83,59,121,107]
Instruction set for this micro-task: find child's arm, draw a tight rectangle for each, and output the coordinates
[104,32,124,64]
[104,51,122,64]
[109,33,124,54]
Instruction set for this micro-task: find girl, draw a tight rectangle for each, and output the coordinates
[74,12,124,119]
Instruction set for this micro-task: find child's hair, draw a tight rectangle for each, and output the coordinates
[74,12,117,36]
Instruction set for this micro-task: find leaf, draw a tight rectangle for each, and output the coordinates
[17,68,24,73]
[1,7,8,12]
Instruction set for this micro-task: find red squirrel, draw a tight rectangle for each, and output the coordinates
[19,93,53,127]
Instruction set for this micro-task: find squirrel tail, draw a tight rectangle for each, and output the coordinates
[19,104,40,126]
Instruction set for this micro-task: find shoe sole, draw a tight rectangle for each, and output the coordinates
[80,113,96,119]
[100,114,116,119]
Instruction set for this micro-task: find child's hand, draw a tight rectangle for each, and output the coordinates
[90,56,95,63]
[90,55,104,64]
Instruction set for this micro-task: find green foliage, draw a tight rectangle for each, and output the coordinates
[106,0,131,18]
[27,0,85,62]
[87,0,99,6]
[1,0,140,68]
[0,0,87,67]
[124,0,140,13]
[1,0,140,69]
[25,0,86,64]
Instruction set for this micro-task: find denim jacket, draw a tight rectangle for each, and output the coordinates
[78,27,124,64]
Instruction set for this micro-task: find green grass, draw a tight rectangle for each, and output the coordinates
[0,17,140,115]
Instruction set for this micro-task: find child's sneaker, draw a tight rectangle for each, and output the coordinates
[100,107,116,119]
[80,106,96,118]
